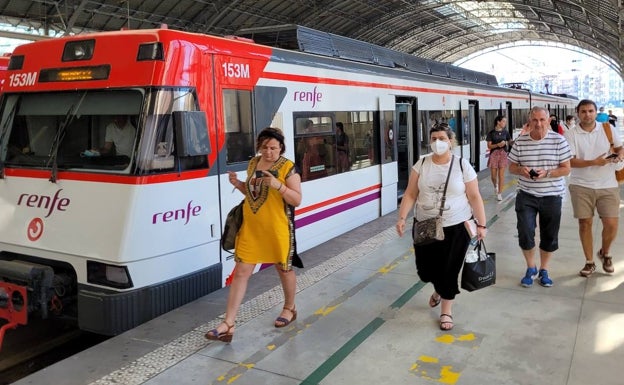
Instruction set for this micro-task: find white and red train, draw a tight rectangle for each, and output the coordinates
[0,26,576,347]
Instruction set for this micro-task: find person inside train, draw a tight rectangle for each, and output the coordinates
[336,122,351,172]
[395,123,487,331]
[93,115,136,157]
[508,106,571,288]
[486,115,511,201]
[295,119,312,163]
[206,127,302,343]
[5,116,32,160]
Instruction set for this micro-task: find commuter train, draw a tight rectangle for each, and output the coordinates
[0,53,10,91]
[0,25,576,346]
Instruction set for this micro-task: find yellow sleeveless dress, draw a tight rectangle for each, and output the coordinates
[235,156,297,270]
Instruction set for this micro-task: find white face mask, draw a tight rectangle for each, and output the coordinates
[430,140,449,155]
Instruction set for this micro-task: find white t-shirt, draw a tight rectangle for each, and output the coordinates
[564,122,623,189]
[105,120,136,157]
[413,155,477,226]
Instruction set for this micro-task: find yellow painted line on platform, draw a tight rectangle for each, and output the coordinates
[378,260,400,274]
[409,355,462,384]
[435,332,478,345]
[314,304,340,316]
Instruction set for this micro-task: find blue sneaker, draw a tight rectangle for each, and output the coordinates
[520,267,538,287]
[538,269,553,287]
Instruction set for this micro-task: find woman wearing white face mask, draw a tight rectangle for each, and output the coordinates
[395,123,487,331]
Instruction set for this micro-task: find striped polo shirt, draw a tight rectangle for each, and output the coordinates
[508,130,572,197]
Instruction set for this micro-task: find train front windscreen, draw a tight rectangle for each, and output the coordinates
[0,89,143,174]
[0,87,209,177]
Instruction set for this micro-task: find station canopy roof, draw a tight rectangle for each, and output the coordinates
[0,1,621,77]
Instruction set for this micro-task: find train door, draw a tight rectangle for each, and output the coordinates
[468,100,482,170]
[379,95,397,215]
[396,100,414,196]
[506,101,514,140]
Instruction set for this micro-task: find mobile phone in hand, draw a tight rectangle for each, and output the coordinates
[256,170,278,177]
[529,169,539,179]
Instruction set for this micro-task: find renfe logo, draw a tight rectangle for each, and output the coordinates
[152,201,201,225]
[294,86,322,108]
[17,189,70,218]
[27,218,44,241]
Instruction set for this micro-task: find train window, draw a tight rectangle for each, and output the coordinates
[420,110,461,151]
[1,90,143,173]
[348,112,378,169]
[294,116,333,181]
[293,112,378,182]
[223,89,254,164]
[382,111,395,163]
[136,114,175,171]
[173,111,211,156]
[136,89,206,173]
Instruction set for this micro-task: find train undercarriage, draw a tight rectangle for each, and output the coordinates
[0,253,76,352]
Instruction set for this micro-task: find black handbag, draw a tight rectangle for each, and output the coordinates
[461,240,496,291]
[412,156,453,246]
[221,200,244,251]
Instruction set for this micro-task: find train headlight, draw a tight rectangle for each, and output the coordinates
[8,55,24,70]
[137,42,164,61]
[87,261,133,289]
[62,39,95,62]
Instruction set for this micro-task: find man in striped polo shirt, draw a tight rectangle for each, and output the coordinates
[508,106,572,288]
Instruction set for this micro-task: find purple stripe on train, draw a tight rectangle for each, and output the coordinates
[295,191,381,228]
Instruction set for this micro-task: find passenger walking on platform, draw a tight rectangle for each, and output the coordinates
[395,123,487,331]
[508,106,571,288]
[564,100,623,277]
[563,115,575,131]
[596,107,609,123]
[486,115,511,201]
[608,109,618,127]
[549,114,564,135]
[206,127,302,343]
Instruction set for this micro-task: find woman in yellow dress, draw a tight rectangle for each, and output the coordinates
[206,127,302,343]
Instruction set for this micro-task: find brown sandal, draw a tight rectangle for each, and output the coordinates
[429,293,441,308]
[274,306,297,328]
[439,314,453,331]
[205,321,235,343]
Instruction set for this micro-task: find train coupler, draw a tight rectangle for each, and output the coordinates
[0,282,28,352]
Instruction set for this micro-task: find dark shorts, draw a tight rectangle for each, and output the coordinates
[515,190,562,252]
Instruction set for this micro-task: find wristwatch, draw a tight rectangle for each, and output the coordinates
[546,170,551,178]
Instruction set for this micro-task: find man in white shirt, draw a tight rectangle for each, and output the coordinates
[564,99,624,277]
[101,115,136,157]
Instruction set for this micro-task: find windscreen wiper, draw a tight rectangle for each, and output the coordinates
[48,92,86,183]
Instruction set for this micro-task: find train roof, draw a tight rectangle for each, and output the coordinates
[237,25,499,87]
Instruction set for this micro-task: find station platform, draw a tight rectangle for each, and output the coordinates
[14,170,624,385]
